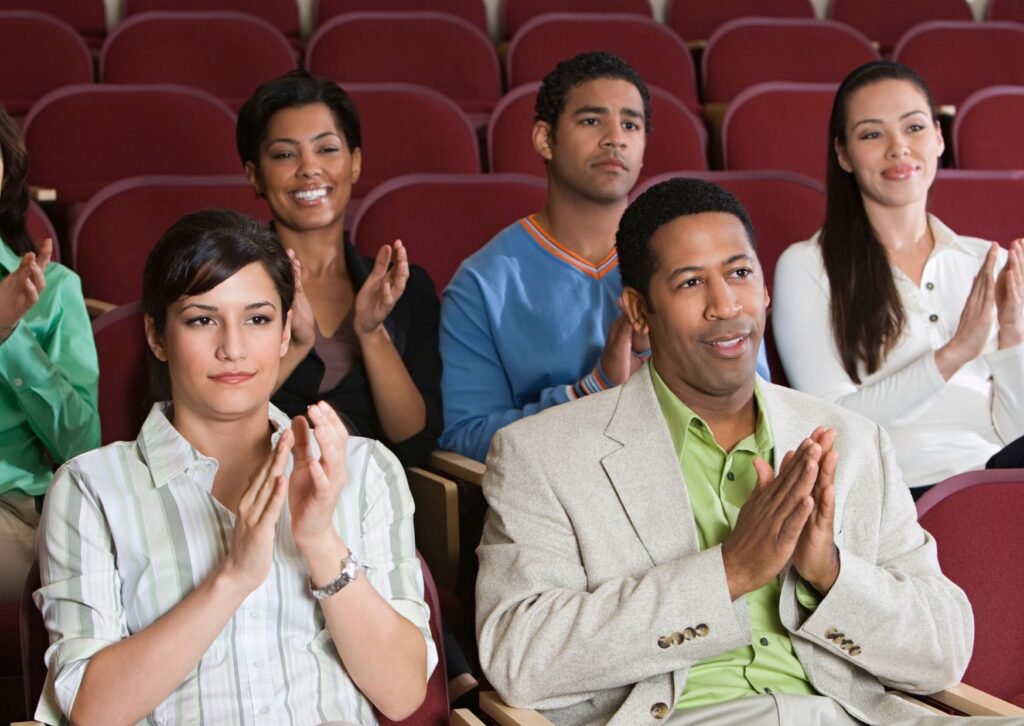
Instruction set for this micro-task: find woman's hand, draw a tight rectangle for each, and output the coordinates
[0,237,52,341]
[289,402,349,553]
[286,249,316,349]
[996,238,1024,349]
[936,242,997,380]
[353,240,409,338]
[221,430,293,593]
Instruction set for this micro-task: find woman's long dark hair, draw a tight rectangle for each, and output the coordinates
[821,61,938,384]
[0,104,34,255]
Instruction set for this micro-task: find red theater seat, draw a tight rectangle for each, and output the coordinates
[124,0,301,47]
[929,170,1024,247]
[91,303,150,445]
[0,11,92,116]
[703,18,878,104]
[488,82,706,180]
[502,0,652,38]
[316,0,487,35]
[666,0,814,47]
[893,21,1024,109]
[829,0,972,56]
[26,201,60,264]
[506,13,699,111]
[101,12,296,111]
[351,173,548,289]
[0,0,106,49]
[988,0,1024,22]
[954,86,1024,170]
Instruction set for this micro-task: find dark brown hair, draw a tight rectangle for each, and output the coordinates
[0,104,34,255]
[821,61,938,383]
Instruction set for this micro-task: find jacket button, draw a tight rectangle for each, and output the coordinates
[849,646,862,656]
[650,702,670,719]
[825,627,841,640]
[695,623,709,636]
[657,635,672,649]
[840,639,854,650]
[683,627,697,640]
[669,631,684,645]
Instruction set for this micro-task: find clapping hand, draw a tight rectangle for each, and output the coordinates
[289,402,349,551]
[353,240,410,338]
[286,249,316,349]
[791,427,840,594]
[0,237,52,341]
[936,242,998,379]
[996,238,1024,349]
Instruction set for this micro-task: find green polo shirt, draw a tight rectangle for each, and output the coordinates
[650,365,818,711]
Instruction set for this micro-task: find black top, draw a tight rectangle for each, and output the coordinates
[272,238,442,467]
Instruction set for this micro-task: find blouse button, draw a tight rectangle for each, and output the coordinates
[929,314,939,322]
[925,282,935,290]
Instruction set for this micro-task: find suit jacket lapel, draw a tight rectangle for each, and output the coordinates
[601,365,702,566]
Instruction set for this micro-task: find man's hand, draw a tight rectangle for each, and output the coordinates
[721,438,820,600]
[0,237,52,341]
[792,427,840,595]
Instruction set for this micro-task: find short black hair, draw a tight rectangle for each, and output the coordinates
[617,177,757,301]
[236,69,361,167]
[535,51,652,142]
[142,209,295,399]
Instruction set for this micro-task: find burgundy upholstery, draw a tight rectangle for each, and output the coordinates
[506,13,699,111]
[953,86,1024,170]
[20,562,45,718]
[22,84,239,233]
[316,0,487,35]
[71,175,270,305]
[91,303,151,446]
[351,173,548,289]
[988,0,1024,21]
[26,200,60,264]
[666,0,814,45]
[345,84,481,202]
[100,12,296,111]
[929,170,1024,247]
[1,602,24,724]
[722,82,836,182]
[893,21,1024,108]
[703,18,878,104]
[124,0,301,44]
[0,0,106,49]
[829,0,972,55]
[488,82,706,180]
[916,470,1024,707]
[306,12,501,116]
[0,11,92,116]
[502,0,652,38]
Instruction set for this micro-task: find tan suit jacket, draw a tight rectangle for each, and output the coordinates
[476,365,973,726]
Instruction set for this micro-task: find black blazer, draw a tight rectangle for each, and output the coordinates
[272,239,442,467]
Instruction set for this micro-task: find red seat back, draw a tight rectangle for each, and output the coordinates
[488,82,706,180]
[346,83,481,202]
[306,12,501,115]
[829,0,971,55]
[124,0,301,42]
[316,0,487,34]
[502,0,651,38]
[929,170,1024,247]
[722,82,836,182]
[703,18,878,104]
[351,173,548,289]
[666,0,814,46]
[916,470,1024,704]
[506,13,699,110]
[92,303,151,445]
[953,86,1024,170]
[988,0,1024,21]
[0,11,92,115]
[101,12,296,111]
[72,176,270,305]
[0,0,106,48]
[22,85,240,223]
[893,21,1024,108]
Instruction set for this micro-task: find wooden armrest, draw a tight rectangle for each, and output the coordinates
[85,298,117,319]
[428,449,485,487]
[701,102,730,170]
[920,682,1024,716]
[28,186,56,203]
[405,466,460,590]
[12,721,46,726]
[480,691,555,726]
[686,39,707,51]
[451,707,488,726]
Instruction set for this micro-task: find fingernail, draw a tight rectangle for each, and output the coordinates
[308,405,321,419]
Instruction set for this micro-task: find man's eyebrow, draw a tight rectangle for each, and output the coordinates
[572,105,610,116]
[852,110,929,129]
[622,108,643,120]
[724,254,754,265]
[667,265,703,281]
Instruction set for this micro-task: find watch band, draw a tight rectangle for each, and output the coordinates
[309,550,360,600]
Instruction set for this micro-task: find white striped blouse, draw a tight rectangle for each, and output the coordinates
[34,402,437,726]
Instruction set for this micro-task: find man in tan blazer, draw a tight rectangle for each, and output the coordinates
[476,178,977,725]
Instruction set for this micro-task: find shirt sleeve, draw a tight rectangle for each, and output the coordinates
[439,271,572,463]
[0,265,100,472]
[772,242,946,428]
[985,342,1024,444]
[357,441,438,679]
[34,461,128,721]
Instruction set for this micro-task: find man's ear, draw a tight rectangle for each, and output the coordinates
[144,315,168,362]
[620,287,651,336]
[532,121,554,161]
[244,161,264,197]
[281,309,292,358]
[349,146,362,185]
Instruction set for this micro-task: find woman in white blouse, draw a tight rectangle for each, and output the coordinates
[773,60,1024,496]
[34,210,435,725]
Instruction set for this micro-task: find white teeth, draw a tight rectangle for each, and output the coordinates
[712,338,742,347]
[294,188,327,201]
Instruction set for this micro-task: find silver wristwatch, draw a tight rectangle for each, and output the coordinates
[309,551,361,600]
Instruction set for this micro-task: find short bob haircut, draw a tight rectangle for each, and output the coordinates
[617,177,757,302]
[0,103,34,255]
[535,51,652,142]
[236,69,362,168]
[142,209,295,399]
